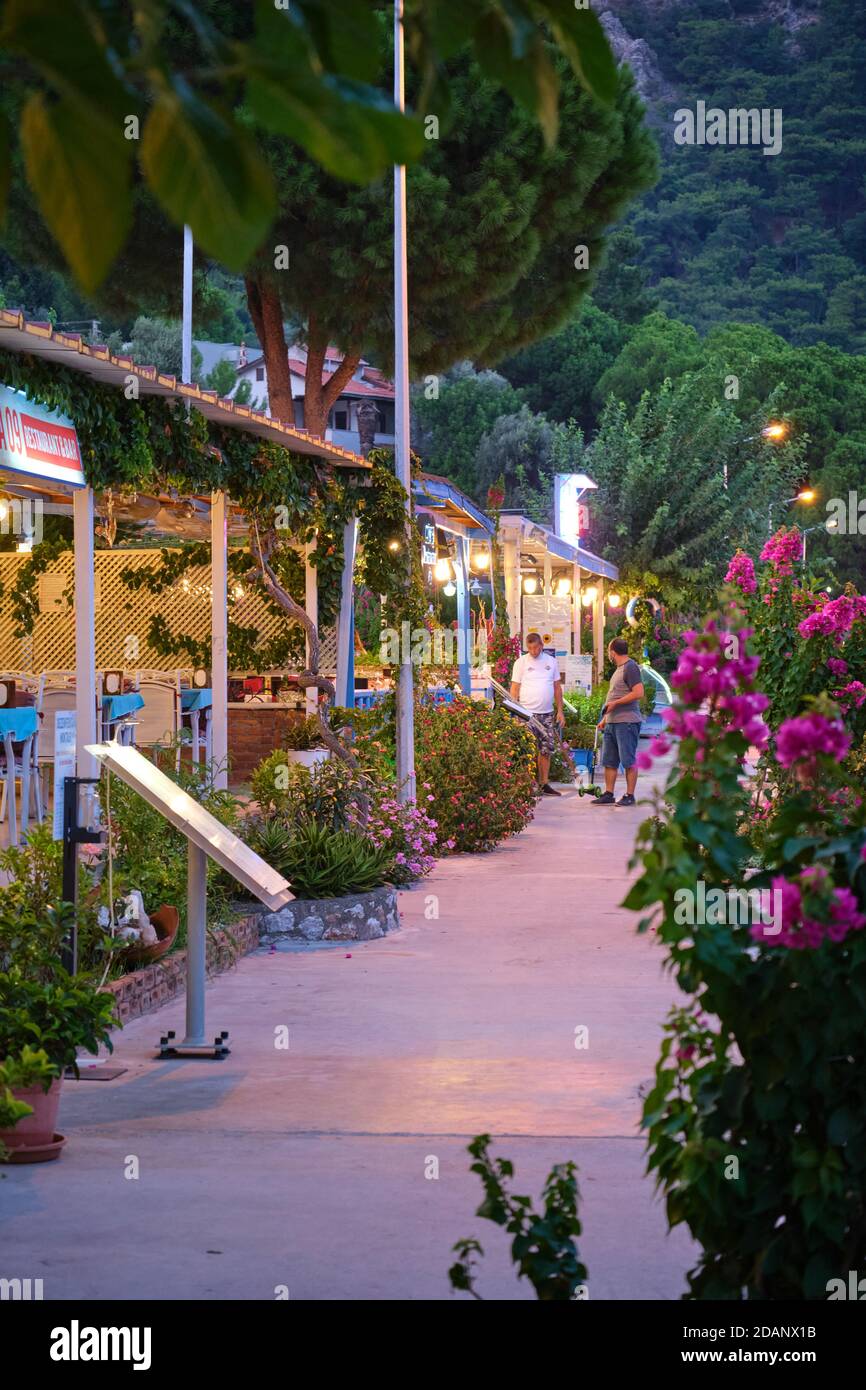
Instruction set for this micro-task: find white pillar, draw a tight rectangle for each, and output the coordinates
[503,536,520,639]
[305,537,319,717]
[393,0,415,802]
[455,534,471,694]
[593,580,605,688]
[73,486,97,782]
[572,560,581,654]
[335,518,358,707]
[211,490,228,788]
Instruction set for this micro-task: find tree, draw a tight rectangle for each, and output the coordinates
[241,50,656,432]
[500,301,628,436]
[586,369,805,589]
[475,408,584,522]
[0,0,620,292]
[205,358,239,398]
[123,316,202,380]
[594,311,702,414]
[411,368,525,499]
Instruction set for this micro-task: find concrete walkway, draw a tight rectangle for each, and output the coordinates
[1,766,696,1300]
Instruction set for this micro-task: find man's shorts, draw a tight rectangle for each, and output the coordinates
[602,721,641,770]
[530,711,558,756]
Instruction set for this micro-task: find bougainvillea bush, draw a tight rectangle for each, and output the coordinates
[628,610,866,1299]
[726,529,866,742]
[415,697,537,853]
[347,793,438,885]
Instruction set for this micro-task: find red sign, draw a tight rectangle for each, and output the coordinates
[0,384,84,487]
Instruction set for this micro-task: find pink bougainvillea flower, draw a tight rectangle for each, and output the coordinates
[776,712,851,772]
[725,550,757,595]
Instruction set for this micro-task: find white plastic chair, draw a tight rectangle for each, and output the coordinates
[133,678,181,768]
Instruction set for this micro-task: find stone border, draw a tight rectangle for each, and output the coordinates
[102,913,261,1026]
[258,885,400,943]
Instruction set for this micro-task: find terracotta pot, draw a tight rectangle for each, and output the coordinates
[1,1077,62,1151]
[121,905,179,965]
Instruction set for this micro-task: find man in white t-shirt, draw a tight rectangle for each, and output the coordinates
[510,632,564,796]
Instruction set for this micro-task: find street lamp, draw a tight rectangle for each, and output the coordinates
[768,488,816,536]
[800,517,838,567]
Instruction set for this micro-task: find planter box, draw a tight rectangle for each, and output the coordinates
[259,885,400,943]
[101,912,262,1026]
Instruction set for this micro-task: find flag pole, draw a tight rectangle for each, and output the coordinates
[394,0,416,802]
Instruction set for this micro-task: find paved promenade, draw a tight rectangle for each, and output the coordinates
[1,770,695,1300]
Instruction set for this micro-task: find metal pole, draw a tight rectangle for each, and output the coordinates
[304,538,319,717]
[73,487,98,798]
[211,490,228,788]
[182,841,208,1047]
[182,225,193,385]
[394,0,415,801]
[336,518,358,707]
[455,534,471,695]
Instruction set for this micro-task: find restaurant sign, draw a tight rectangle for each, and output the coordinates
[0,383,85,488]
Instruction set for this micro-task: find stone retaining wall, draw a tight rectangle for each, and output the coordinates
[259,886,400,943]
[102,913,261,1026]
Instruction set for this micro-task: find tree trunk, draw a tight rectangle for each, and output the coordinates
[303,315,362,439]
[244,274,296,426]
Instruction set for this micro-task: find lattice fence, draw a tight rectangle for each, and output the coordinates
[0,549,338,672]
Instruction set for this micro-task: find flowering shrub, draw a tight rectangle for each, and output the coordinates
[348,792,439,885]
[724,550,756,595]
[415,697,537,853]
[628,614,866,1299]
[730,536,866,745]
[488,628,522,684]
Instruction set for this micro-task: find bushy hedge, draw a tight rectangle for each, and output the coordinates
[415,697,537,853]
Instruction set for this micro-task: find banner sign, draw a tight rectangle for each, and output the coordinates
[0,383,85,488]
[52,710,77,840]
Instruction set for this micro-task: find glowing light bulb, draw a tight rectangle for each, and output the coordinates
[443,581,456,597]
[523,575,538,594]
[608,592,622,608]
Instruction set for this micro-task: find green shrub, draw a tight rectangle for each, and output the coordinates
[0,967,118,1077]
[250,819,392,898]
[0,824,105,975]
[251,751,371,829]
[282,715,324,751]
[416,697,537,853]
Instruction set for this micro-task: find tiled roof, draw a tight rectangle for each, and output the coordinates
[0,309,367,468]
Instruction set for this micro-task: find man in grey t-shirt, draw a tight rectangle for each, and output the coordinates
[591,637,644,807]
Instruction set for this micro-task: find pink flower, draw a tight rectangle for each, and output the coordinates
[798,593,866,641]
[832,681,866,711]
[776,712,851,772]
[760,527,803,576]
[725,551,757,595]
[827,657,849,678]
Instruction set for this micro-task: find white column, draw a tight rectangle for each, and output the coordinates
[73,486,98,781]
[593,580,605,688]
[503,536,520,639]
[455,534,471,695]
[572,560,581,654]
[304,537,319,717]
[211,490,228,788]
[335,518,358,707]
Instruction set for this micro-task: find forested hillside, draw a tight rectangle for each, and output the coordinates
[603,0,866,350]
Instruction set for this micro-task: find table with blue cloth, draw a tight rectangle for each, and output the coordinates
[0,705,39,844]
[101,691,144,741]
[181,688,212,765]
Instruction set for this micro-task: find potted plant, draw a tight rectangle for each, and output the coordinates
[0,911,119,1162]
[284,715,330,768]
[0,1046,60,1162]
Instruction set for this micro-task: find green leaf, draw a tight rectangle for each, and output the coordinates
[543,4,619,107]
[140,89,276,271]
[291,0,382,83]
[0,0,134,129]
[247,62,424,184]
[19,94,132,293]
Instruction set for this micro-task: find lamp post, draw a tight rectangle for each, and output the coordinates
[393,0,415,801]
[800,517,838,568]
[768,488,815,537]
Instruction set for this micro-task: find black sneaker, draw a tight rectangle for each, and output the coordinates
[541,783,562,796]
[590,791,616,805]
[616,794,637,806]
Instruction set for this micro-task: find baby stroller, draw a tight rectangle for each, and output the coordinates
[572,723,603,798]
